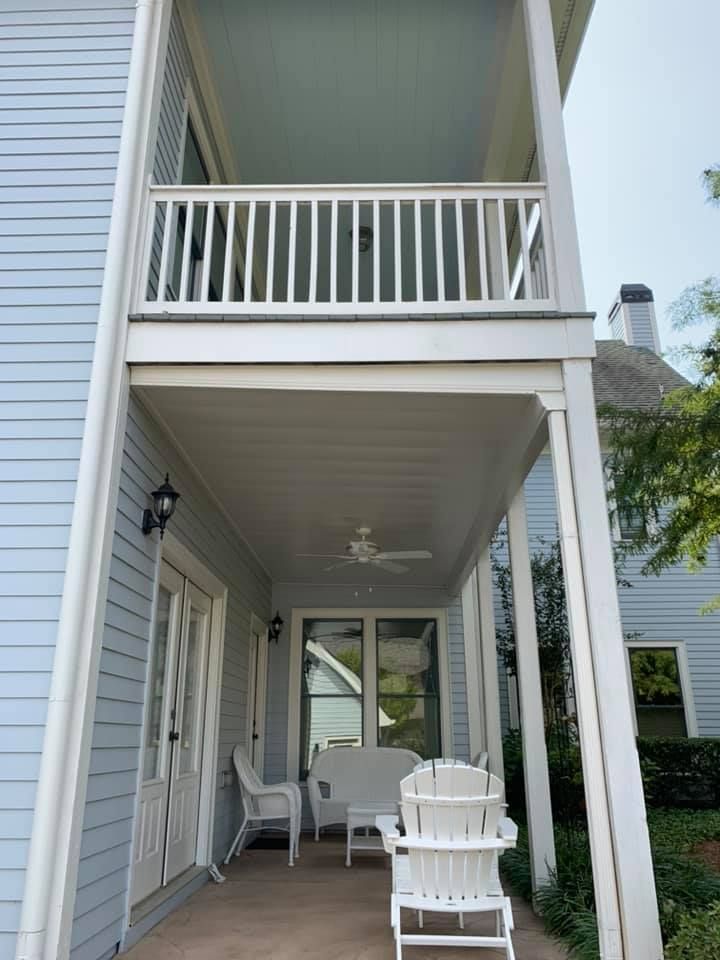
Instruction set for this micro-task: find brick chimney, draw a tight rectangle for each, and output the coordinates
[608,283,661,354]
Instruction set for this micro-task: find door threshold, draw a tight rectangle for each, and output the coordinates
[130,865,207,927]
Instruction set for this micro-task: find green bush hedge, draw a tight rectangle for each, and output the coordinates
[503,733,720,818]
[638,738,720,809]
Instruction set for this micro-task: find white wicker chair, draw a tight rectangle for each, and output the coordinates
[377,761,518,959]
[224,745,302,866]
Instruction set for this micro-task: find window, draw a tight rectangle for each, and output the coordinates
[626,644,693,737]
[289,610,449,779]
[617,504,647,542]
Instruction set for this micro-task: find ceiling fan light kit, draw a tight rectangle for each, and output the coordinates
[297,526,432,575]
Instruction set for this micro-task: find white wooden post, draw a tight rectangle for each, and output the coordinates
[507,487,556,890]
[548,410,624,960]
[562,359,663,960]
[461,572,485,762]
[522,0,585,312]
[477,547,504,782]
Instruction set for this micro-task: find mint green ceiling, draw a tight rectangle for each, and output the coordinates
[194,0,516,184]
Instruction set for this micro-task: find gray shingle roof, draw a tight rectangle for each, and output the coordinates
[592,340,689,410]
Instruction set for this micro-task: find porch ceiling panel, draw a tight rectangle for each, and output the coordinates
[191,0,516,184]
[138,385,539,588]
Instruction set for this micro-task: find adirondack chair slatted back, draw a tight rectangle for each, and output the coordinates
[399,761,504,902]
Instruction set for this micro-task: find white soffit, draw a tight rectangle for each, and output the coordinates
[139,385,538,587]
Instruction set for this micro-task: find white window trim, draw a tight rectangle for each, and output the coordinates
[623,640,698,738]
[286,608,452,781]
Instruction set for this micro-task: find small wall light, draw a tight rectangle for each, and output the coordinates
[349,224,373,253]
[142,474,180,538]
[269,610,284,643]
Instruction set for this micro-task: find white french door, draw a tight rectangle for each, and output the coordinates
[131,561,212,905]
[246,616,268,775]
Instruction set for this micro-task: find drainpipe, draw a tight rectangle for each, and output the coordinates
[15,3,167,958]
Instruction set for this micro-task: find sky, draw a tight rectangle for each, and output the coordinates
[563,0,720,356]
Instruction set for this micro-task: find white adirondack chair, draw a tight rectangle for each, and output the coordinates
[377,761,518,959]
[224,745,302,866]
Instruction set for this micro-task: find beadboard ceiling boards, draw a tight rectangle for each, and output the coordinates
[193,0,515,184]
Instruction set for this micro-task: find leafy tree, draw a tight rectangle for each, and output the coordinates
[602,166,720,610]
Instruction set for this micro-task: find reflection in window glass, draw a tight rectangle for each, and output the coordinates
[629,646,688,737]
[377,619,441,759]
[143,586,171,781]
[178,609,201,774]
[300,619,363,777]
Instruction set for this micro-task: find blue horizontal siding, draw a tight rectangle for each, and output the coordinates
[0,2,135,956]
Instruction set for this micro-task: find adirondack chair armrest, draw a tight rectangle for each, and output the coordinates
[498,816,518,846]
[376,814,400,854]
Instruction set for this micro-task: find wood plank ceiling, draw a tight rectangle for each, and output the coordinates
[194,0,516,184]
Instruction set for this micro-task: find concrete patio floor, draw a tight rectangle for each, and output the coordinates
[124,837,567,959]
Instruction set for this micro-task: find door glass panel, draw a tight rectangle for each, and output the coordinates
[178,608,202,774]
[300,619,363,777]
[376,618,441,758]
[143,586,171,781]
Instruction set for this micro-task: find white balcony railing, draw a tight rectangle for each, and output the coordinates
[134,183,556,317]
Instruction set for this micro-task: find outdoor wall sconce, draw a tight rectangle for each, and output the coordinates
[268,611,284,643]
[349,224,373,252]
[142,474,180,538]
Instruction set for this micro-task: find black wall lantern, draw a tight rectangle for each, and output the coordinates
[268,610,284,643]
[142,474,180,538]
[349,224,373,253]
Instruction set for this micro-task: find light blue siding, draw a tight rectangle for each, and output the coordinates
[488,454,720,739]
[0,3,135,955]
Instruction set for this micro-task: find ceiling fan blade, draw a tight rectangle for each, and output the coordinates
[372,559,409,574]
[323,560,358,572]
[374,550,432,561]
[297,553,349,560]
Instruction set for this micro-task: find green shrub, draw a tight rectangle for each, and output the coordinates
[665,901,720,960]
[648,808,720,852]
[638,738,720,809]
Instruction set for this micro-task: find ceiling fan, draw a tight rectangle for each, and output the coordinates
[298,526,432,574]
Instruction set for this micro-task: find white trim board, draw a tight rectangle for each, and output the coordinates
[286,607,452,782]
[126,317,596,366]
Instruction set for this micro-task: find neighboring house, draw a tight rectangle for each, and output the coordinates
[0,4,670,960]
[491,285,720,742]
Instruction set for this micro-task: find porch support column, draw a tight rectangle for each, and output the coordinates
[507,487,555,890]
[561,360,663,959]
[522,0,585,311]
[548,410,623,960]
[461,569,485,763]
[476,547,504,781]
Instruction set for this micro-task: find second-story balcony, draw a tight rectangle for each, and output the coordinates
[134,181,555,318]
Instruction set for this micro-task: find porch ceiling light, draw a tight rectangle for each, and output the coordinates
[141,474,180,538]
[349,224,373,253]
[269,610,284,643]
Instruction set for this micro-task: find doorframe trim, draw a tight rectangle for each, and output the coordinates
[246,612,269,773]
[160,532,228,870]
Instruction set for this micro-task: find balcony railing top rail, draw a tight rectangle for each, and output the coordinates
[134,182,556,317]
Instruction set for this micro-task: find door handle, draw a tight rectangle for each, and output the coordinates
[169,731,180,742]
[252,733,259,741]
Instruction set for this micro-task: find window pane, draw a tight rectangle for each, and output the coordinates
[178,608,201,775]
[300,619,363,776]
[143,586,171,781]
[378,695,441,758]
[619,505,646,541]
[377,619,440,758]
[629,647,687,737]
[377,619,439,694]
